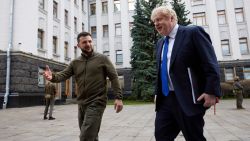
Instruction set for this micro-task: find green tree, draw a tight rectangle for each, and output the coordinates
[130,0,163,101]
[170,0,191,26]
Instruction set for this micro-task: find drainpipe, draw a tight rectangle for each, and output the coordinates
[3,0,15,109]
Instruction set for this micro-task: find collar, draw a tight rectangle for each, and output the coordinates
[81,51,95,59]
[167,24,179,39]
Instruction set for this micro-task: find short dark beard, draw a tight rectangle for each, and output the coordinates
[81,49,93,57]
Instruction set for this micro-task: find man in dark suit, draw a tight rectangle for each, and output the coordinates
[151,6,221,141]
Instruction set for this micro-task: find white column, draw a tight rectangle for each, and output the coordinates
[120,0,130,67]
[46,0,53,59]
[206,0,223,60]
[225,0,241,59]
[108,0,115,64]
[96,0,103,53]
[70,0,75,60]
[243,0,250,47]
[59,1,65,62]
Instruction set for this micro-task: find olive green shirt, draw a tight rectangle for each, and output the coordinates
[50,52,122,106]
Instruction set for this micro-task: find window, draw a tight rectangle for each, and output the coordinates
[225,68,234,81]
[90,3,96,15]
[240,38,249,55]
[118,75,124,89]
[221,40,230,56]
[116,50,123,64]
[37,29,43,49]
[38,67,45,86]
[91,26,97,38]
[193,12,206,26]
[82,23,84,31]
[191,0,204,5]
[128,0,135,11]
[103,25,109,38]
[64,42,69,58]
[217,10,226,25]
[114,0,120,12]
[115,23,121,36]
[235,8,244,22]
[244,67,250,79]
[102,1,108,14]
[39,0,45,9]
[53,36,57,54]
[53,1,58,18]
[74,17,77,32]
[65,10,69,26]
[81,0,84,11]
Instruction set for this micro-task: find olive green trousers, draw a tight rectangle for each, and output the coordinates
[78,103,105,141]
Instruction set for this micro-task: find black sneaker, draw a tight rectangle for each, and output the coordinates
[43,117,48,120]
[48,117,56,120]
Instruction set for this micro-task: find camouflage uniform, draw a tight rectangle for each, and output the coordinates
[233,79,244,109]
[44,82,56,119]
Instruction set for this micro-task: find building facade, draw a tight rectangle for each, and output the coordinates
[1,0,250,108]
[184,0,250,82]
[0,0,133,108]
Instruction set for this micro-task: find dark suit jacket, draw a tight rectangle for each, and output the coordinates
[155,25,221,116]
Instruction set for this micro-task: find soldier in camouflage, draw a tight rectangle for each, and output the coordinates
[233,76,244,109]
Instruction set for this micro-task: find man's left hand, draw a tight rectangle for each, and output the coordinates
[114,99,123,113]
[197,93,217,108]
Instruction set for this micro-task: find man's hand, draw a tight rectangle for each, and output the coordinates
[43,65,52,80]
[197,93,217,108]
[114,99,123,113]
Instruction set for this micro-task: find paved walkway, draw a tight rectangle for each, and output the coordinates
[0,99,250,141]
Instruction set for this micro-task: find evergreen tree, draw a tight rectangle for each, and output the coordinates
[170,0,191,26]
[130,0,163,101]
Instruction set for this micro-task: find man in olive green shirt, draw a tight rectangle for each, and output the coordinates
[43,32,123,141]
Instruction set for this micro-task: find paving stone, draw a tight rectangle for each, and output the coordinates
[0,99,249,141]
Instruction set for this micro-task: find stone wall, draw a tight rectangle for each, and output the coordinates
[0,51,68,108]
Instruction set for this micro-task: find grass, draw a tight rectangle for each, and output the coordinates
[107,100,154,105]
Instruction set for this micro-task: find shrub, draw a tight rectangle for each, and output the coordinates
[220,82,234,98]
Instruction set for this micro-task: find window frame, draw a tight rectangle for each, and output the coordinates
[65,10,69,26]
[217,10,227,25]
[221,39,231,56]
[90,3,96,15]
[193,12,206,26]
[102,1,108,14]
[37,29,44,49]
[103,25,109,38]
[114,0,120,12]
[53,1,58,18]
[115,23,121,36]
[116,50,123,64]
[53,36,58,54]
[224,68,234,81]
[239,38,249,55]
[235,8,244,23]
[91,26,97,38]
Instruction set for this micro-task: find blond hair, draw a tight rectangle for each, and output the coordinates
[151,6,178,22]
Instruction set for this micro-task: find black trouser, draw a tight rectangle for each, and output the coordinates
[78,103,105,141]
[155,92,206,141]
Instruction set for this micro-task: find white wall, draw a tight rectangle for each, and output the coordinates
[0,0,14,51]
[13,0,38,53]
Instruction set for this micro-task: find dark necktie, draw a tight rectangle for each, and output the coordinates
[161,37,169,96]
